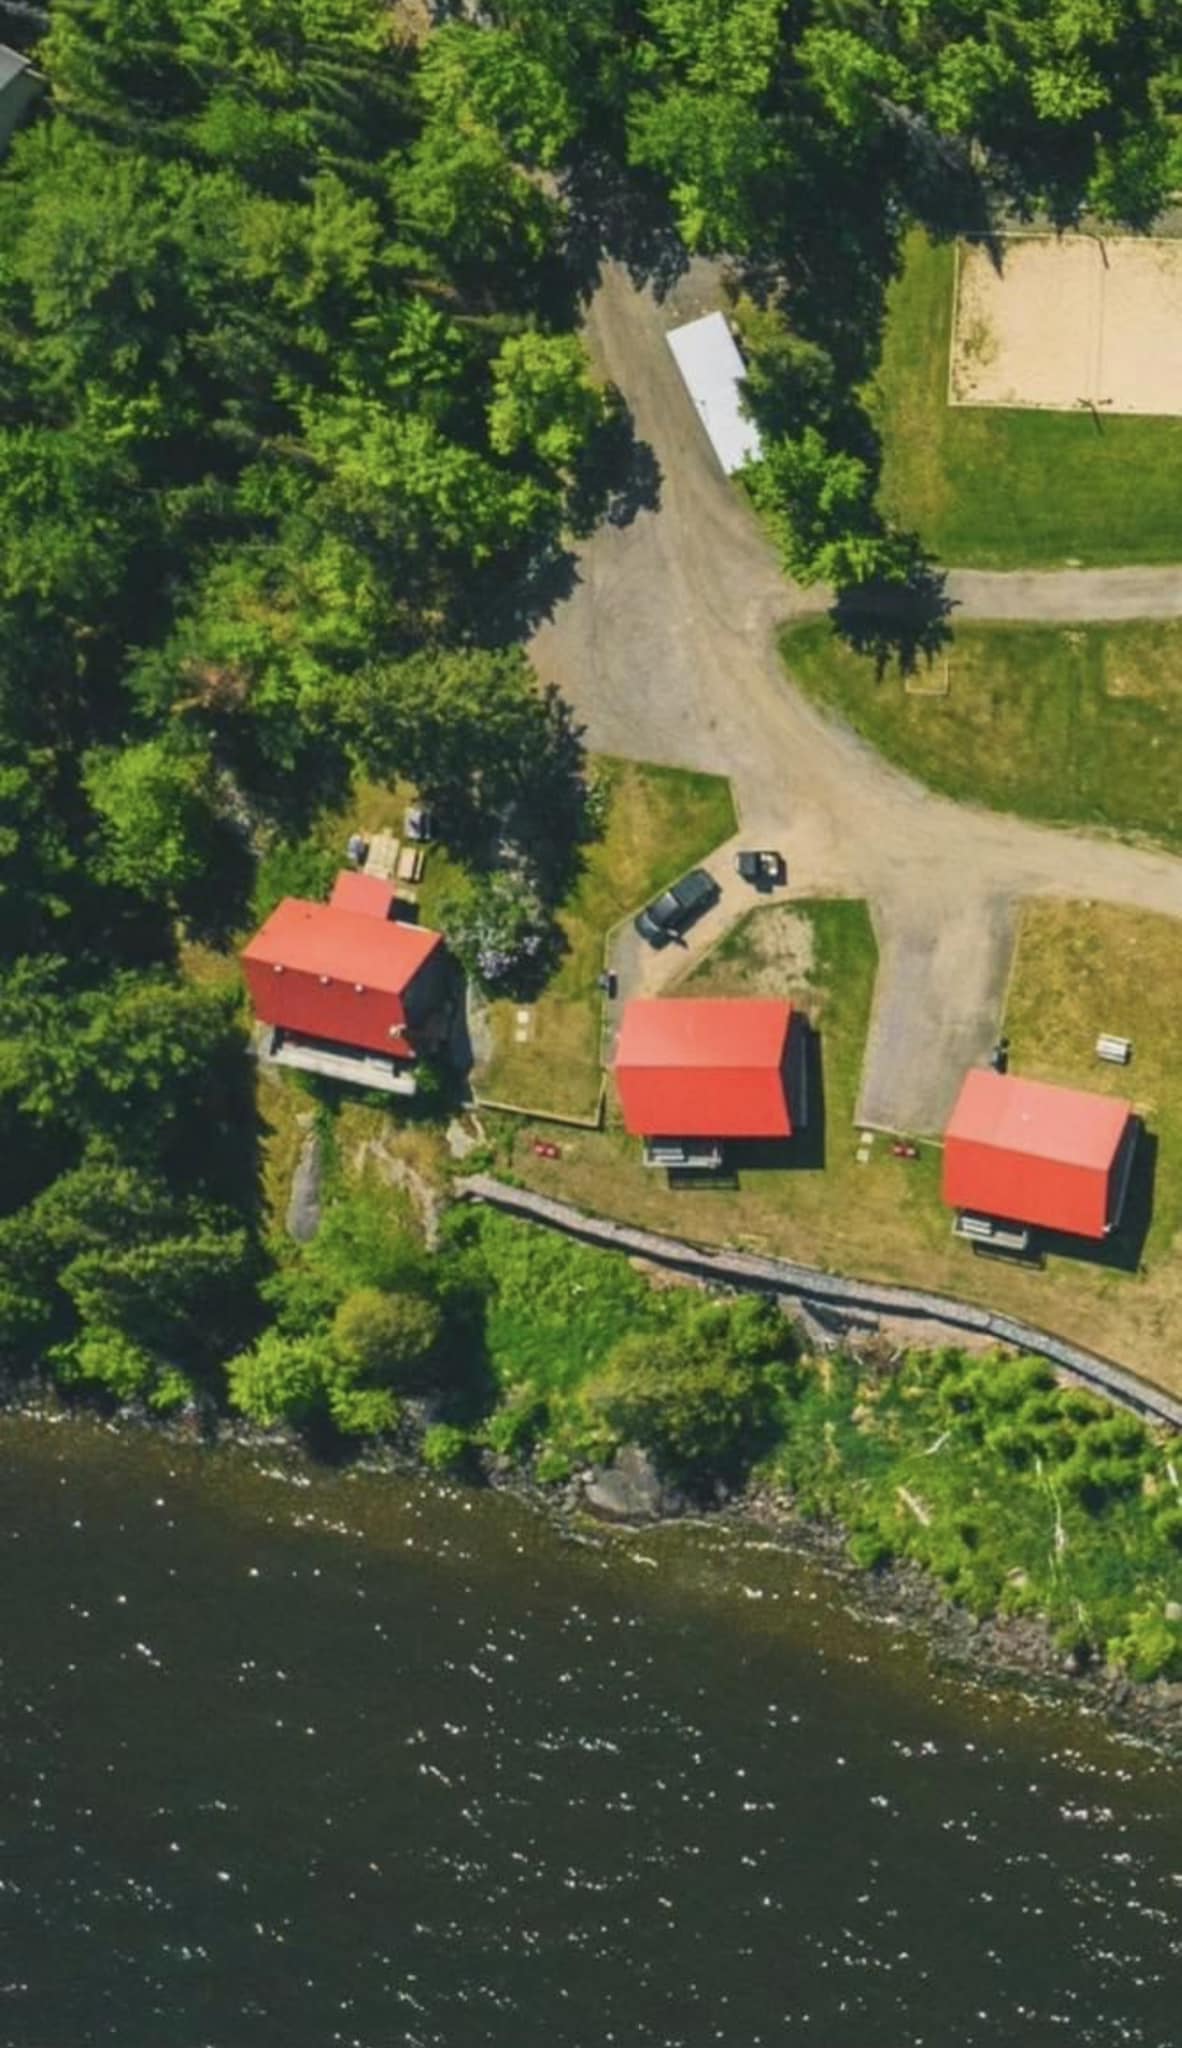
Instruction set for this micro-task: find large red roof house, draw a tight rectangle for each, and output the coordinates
[942,1068,1136,1247]
[613,998,805,1168]
[241,872,448,1095]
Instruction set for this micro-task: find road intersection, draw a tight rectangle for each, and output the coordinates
[531,261,1182,1132]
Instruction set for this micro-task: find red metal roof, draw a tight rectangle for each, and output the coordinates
[241,898,442,1059]
[244,898,439,993]
[942,1069,1133,1238]
[614,998,794,1139]
[330,869,396,919]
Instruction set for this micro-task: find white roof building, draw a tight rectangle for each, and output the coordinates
[665,311,763,476]
[0,46,42,152]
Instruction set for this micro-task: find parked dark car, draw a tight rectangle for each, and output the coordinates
[634,867,719,946]
[735,849,785,889]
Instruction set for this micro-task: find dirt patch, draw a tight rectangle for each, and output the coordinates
[683,904,815,998]
[350,1136,444,1249]
[1102,642,1182,701]
[951,236,1182,415]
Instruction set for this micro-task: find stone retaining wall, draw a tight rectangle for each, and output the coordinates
[456,1174,1182,1432]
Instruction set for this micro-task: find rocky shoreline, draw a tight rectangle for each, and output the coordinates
[5,1382,1180,1758]
[496,1445,1182,1759]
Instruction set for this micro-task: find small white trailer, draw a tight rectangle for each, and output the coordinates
[665,312,763,476]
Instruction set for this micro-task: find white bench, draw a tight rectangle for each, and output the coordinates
[1095,1034,1132,1065]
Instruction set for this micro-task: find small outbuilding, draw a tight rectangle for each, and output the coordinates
[665,312,764,476]
[328,869,397,920]
[0,47,42,151]
[614,998,803,1168]
[942,1068,1136,1243]
[241,882,446,1095]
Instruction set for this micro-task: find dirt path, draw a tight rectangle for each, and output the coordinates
[948,565,1182,621]
[531,262,1182,1133]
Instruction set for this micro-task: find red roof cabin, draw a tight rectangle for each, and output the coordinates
[613,998,804,1169]
[241,877,447,1096]
[943,1068,1136,1247]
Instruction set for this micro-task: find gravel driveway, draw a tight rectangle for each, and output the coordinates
[532,262,1182,1132]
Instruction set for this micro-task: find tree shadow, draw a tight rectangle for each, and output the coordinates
[561,149,692,304]
[750,141,904,386]
[218,722,356,844]
[566,401,662,538]
[178,818,256,948]
[166,1027,268,1233]
[459,536,581,649]
[422,681,592,913]
[903,155,1005,265]
[829,555,955,680]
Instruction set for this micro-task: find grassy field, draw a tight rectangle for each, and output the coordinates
[872,232,1182,568]
[466,1206,664,1400]
[767,1345,1181,1674]
[509,897,1182,1396]
[472,758,735,1119]
[782,615,1182,852]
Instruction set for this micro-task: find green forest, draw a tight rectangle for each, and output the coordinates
[1,0,1180,1427]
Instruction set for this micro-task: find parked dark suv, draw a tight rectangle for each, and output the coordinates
[634,867,719,947]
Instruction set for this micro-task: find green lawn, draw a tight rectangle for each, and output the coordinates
[872,232,1182,568]
[513,895,1182,1400]
[512,899,950,1276]
[782,615,1182,853]
[474,758,736,1119]
[467,1206,663,1399]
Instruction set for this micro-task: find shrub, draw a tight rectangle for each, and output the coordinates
[332,1287,442,1392]
[226,1329,324,1429]
[311,1192,430,1296]
[54,1326,155,1402]
[147,1367,196,1414]
[848,1525,893,1570]
[439,870,552,994]
[1109,1608,1182,1683]
[1154,1503,1182,1551]
[533,1441,574,1485]
[252,837,339,924]
[481,1393,547,1459]
[582,1297,792,1489]
[323,1374,400,1437]
[422,1422,471,1474]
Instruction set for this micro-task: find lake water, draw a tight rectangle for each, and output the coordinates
[1,1415,1179,2048]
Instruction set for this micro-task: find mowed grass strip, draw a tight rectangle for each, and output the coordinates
[871,231,1182,568]
[475,759,736,1119]
[782,616,1182,852]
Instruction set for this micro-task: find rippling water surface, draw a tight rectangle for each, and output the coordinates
[1,1416,1180,2047]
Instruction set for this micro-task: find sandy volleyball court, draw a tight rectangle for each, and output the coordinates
[950,235,1182,414]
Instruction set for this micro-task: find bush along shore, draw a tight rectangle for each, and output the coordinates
[14,1198,1182,1750]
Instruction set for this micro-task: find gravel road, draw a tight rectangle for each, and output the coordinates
[531,261,1182,1132]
